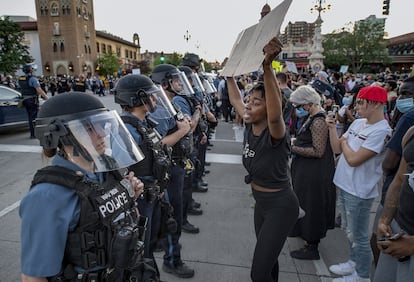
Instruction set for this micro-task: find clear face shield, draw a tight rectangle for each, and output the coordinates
[190,73,205,94]
[67,110,144,172]
[202,78,216,95]
[169,72,194,97]
[148,85,178,119]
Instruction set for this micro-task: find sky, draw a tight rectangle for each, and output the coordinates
[2,0,412,62]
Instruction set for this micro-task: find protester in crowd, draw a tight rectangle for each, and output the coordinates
[227,37,299,282]
[374,125,414,282]
[384,79,398,118]
[276,72,294,129]
[289,85,336,260]
[326,86,392,282]
[370,76,414,266]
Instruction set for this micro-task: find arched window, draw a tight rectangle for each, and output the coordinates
[60,42,65,52]
[53,42,58,52]
[84,45,88,54]
[88,45,91,54]
[50,2,59,16]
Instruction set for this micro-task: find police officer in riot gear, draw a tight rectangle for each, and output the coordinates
[72,74,92,93]
[18,64,48,138]
[113,74,175,281]
[57,75,71,93]
[20,92,150,281]
[149,64,196,278]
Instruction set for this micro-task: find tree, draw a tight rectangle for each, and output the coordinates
[96,52,120,76]
[0,17,33,75]
[323,17,391,73]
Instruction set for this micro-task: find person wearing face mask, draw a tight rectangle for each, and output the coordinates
[287,85,336,260]
[369,76,414,267]
[336,94,357,137]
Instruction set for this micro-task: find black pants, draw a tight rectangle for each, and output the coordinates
[221,99,233,122]
[251,188,299,282]
[162,165,185,266]
[23,97,38,137]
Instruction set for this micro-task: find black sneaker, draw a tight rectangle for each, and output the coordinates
[182,222,199,234]
[187,206,203,215]
[162,261,194,278]
[192,183,208,193]
[290,245,320,260]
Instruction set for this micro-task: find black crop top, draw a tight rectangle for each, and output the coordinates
[242,124,291,190]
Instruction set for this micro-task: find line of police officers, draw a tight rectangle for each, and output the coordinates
[19,55,219,281]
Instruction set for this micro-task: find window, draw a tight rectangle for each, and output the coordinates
[84,45,88,54]
[108,45,112,53]
[53,22,60,35]
[96,42,100,53]
[88,45,91,54]
[53,42,58,52]
[125,49,128,58]
[116,47,121,57]
[102,44,106,54]
[60,42,65,52]
[50,2,59,16]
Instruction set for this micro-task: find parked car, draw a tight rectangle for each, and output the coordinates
[0,85,31,129]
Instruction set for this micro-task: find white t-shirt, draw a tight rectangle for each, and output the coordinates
[334,118,391,199]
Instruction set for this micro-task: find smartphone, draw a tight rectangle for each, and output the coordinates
[332,105,339,115]
[378,232,403,242]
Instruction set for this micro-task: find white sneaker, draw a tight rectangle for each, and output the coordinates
[332,271,370,282]
[329,260,356,276]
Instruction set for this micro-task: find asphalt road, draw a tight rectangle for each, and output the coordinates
[0,94,380,282]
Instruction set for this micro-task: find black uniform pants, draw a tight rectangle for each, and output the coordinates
[162,165,185,266]
[23,97,38,138]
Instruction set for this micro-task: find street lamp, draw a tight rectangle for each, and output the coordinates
[308,0,331,72]
[184,30,191,44]
[184,30,191,53]
[310,0,331,17]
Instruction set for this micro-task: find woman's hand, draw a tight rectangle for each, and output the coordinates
[262,37,283,67]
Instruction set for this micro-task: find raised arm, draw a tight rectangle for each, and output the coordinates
[262,37,285,140]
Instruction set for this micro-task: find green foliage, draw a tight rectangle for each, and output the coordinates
[96,52,120,76]
[0,17,33,75]
[323,18,390,73]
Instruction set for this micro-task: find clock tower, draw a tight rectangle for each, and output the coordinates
[35,0,97,76]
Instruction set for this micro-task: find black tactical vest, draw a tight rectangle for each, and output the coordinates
[73,81,87,92]
[31,165,145,280]
[19,75,37,97]
[121,115,171,186]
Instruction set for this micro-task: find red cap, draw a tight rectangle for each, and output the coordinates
[357,86,387,103]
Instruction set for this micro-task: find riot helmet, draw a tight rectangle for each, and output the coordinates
[113,74,177,119]
[113,74,159,111]
[35,92,144,172]
[22,64,34,74]
[150,64,194,97]
[182,53,201,69]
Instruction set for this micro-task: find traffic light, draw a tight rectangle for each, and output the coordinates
[382,0,390,15]
[160,52,165,62]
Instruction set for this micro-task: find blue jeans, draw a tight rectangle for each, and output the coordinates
[338,189,374,279]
